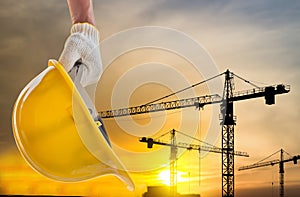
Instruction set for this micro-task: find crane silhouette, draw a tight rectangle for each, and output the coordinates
[239,149,300,197]
[140,128,249,197]
[99,69,290,197]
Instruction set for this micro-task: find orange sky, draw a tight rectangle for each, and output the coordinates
[1,1,300,197]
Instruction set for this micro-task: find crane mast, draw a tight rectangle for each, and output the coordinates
[239,149,300,197]
[279,149,284,197]
[221,70,235,197]
[170,129,177,197]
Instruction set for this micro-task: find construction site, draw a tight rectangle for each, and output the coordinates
[98,69,298,197]
[1,1,300,197]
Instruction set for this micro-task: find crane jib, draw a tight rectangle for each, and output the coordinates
[139,137,249,157]
[99,84,290,118]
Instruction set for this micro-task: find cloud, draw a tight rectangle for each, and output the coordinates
[0,0,70,152]
[0,1,300,196]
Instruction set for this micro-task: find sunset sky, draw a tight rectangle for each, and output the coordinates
[1,0,300,197]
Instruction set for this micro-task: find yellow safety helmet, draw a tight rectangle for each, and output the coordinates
[12,59,134,191]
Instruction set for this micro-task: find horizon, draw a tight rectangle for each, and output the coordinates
[0,1,300,197]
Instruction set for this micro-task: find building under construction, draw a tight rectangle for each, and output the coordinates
[142,186,200,197]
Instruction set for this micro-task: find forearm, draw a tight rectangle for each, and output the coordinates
[67,0,95,25]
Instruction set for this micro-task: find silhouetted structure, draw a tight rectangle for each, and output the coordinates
[142,186,200,197]
[140,129,248,196]
[239,149,300,197]
[100,69,290,197]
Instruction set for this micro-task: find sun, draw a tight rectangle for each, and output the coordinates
[158,170,188,186]
[158,170,171,186]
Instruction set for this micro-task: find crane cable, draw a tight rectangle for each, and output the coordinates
[175,129,218,148]
[144,72,225,105]
[153,130,172,140]
[255,149,282,164]
[283,149,292,158]
[153,128,219,152]
[232,72,260,88]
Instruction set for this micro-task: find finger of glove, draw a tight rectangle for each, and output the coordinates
[80,48,103,86]
[59,35,83,72]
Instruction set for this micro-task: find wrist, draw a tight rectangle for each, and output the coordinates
[67,0,95,25]
[71,23,99,45]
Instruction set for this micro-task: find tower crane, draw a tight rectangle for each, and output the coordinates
[139,128,249,197]
[99,69,290,197]
[239,149,300,197]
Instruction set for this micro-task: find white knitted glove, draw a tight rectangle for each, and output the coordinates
[59,23,102,87]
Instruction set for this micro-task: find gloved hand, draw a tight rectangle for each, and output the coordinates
[59,23,102,87]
